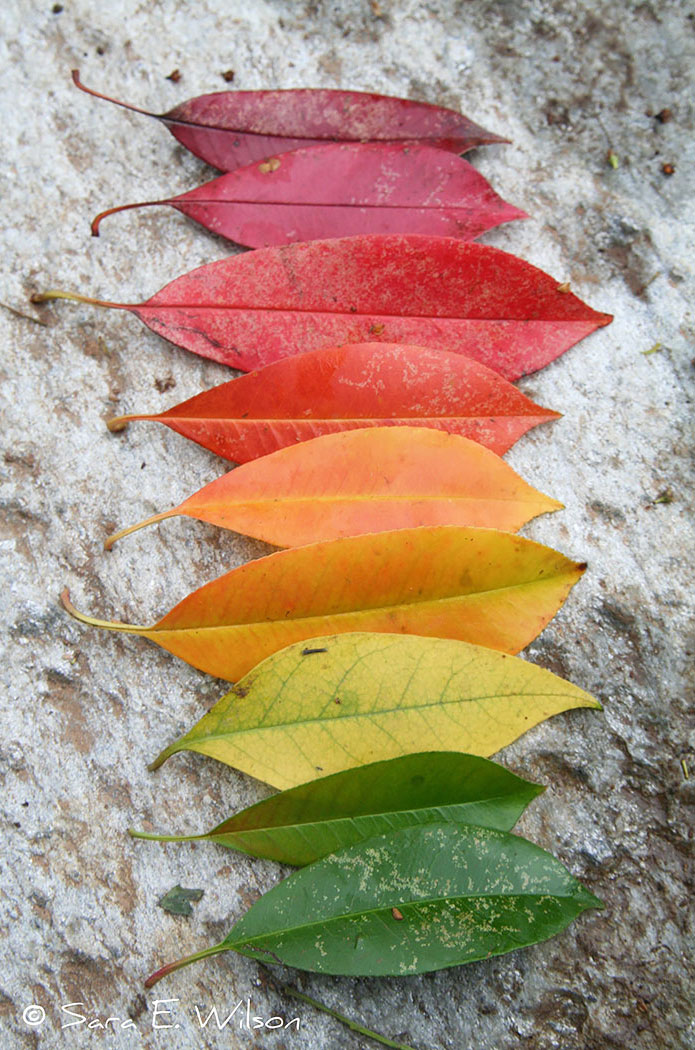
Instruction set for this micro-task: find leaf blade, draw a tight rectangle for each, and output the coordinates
[64,526,586,680]
[106,427,562,549]
[150,632,599,787]
[147,824,602,981]
[109,343,561,461]
[134,752,543,864]
[92,143,526,246]
[43,236,612,379]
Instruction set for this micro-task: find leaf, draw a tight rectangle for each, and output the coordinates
[91,142,526,247]
[107,343,560,461]
[148,633,599,787]
[72,71,507,171]
[105,426,562,550]
[61,525,586,680]
[157,884,204,917]
[145,823,602,983]
[32,235,612,380]
[132,752,544,863]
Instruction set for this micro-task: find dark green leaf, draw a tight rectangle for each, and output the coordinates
[131,752,543,865]
[146,824,601,982]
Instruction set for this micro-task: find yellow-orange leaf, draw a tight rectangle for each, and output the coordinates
[63,526,585,680]
[105,427,562,550]
[151,633,600,788]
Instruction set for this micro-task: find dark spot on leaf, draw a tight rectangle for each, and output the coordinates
[302,647,328,655]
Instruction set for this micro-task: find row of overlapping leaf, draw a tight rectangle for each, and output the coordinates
[42,75,610,1000]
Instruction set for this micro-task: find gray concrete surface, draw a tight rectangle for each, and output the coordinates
[1,1,693,1048]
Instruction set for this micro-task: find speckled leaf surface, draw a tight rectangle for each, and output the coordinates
[63,526,586,680]
[108,343,560,461]
[36,235,612,378]
[150,633,599,787]
[133,751,544,864]
[147,823,602,983]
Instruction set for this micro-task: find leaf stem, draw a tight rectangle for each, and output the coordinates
[60,588,146,634]
[91,200,173,237]
[128,827,202,843]
[145,943,229,988]
[270,974,420,1050]
[147,741,182,772]
[107,413,151,432]
[72,70,155,118]
[30,289,125,310]
[104,510,176,551]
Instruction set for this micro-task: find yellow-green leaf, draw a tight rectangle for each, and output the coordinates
[151,633,600,788]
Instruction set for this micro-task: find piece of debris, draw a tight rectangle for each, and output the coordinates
[662,162,675,176]
[607,150,619,169]
[157,885,204,917]
[221,69,236,82]
[641,342,663,356]
[166,69,182,83]
[655,108,673,124]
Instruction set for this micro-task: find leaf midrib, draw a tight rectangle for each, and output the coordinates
[228,888,584,951]
[144,305,595,324]
[193,685,587,740]
[157,573,577,632]
[212,793,530,838]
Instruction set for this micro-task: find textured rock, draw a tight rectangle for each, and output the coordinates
[1,1,693,1048]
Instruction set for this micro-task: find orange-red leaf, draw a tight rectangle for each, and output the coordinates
[108,343,560,460]
[63,526,585,680]
[105,427,562,550]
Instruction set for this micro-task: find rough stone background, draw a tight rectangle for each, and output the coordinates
[1,1,693,1048]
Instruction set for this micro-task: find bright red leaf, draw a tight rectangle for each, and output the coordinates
[34,235,612,379]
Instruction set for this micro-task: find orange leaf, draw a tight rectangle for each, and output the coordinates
[105,427,562,550]
[107,343,560,461]
[63,526,585,680]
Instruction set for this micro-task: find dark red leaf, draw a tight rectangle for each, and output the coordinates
[91,143,526,247]
[72,71,507,171]
[107,343,560,461]
[34,235,612,380]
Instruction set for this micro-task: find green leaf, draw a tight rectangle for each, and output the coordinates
[150,632,601,788]
[157,885,204,917]
[131,752,543,865]
[146,823,602,983]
